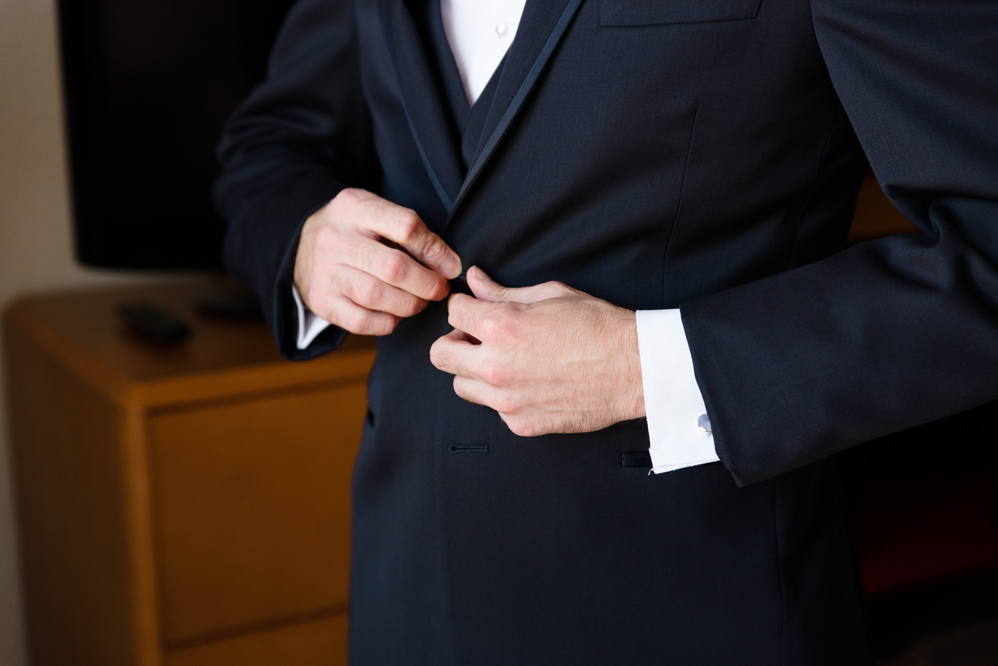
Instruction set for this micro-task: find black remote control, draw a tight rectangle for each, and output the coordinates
[116,301,192,344]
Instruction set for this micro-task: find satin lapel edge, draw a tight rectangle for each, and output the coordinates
[447,0,585,224]
[377,0,460,212]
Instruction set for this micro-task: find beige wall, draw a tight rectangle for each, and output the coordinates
[0,0,202,662]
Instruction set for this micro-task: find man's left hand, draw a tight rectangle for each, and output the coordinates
[429,267,646,436]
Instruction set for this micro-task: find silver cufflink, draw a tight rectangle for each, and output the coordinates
[697,413,712,435]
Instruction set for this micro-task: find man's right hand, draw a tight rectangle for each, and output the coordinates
[294,188,462,336]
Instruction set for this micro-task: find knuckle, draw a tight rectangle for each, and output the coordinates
[493,395,518,415]
[336,316,361,335]
[402,296,425,317]
[421,235,447,263]
[425,276,449,301]
[350,279,383,308]
[447,295,467,325]
[540,281,574,299]
[484,310,518,340]
[506,417,532,437]
[335,187,363,209]
[520,421,544,437]
[347,310,372,333]
[376,315,400,336]
[544,281,572,298]
[326,195,350,221]
[479,360,507,387]
[380,253,408,283]
[396,211,422,243]
[380,252,406,282]
[477,313,503,340]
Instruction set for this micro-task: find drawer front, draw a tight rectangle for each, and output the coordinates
[149,383,366,644]
[601,0,761,25]
[164,614,347,666]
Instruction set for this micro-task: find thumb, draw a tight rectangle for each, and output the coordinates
[467,267,572,304]
[466,266,511,302]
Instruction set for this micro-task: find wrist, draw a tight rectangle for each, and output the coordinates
[611,308,646,421]
[293,210,322,305]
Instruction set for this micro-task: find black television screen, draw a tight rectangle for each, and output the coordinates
[58,0,296,269]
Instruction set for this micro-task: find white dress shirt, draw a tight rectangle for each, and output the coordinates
[294,0,719,474]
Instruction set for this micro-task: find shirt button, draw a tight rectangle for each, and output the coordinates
[496,23,508,36]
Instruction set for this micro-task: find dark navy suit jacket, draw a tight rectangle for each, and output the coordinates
[214,0,998,663]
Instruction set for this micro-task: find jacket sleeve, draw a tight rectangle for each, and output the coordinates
[213,0,379,360]
[681,0,998,485]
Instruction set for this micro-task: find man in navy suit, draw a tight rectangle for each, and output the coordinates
[215,0,998,663]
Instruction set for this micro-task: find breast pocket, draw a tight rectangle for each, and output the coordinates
[600,0,761,26]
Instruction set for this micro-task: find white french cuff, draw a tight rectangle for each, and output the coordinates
[292,285,333,349]
[635,309,720,474]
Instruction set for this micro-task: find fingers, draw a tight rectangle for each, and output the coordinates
[330,264,428,318]
[325,294,400,336]
[295,189,465,338]
[448,268,576,340]
[464,267,507,303]
[451,376,547,437]
[431,327,516,391]
[354,191,462,279]
[466,266,574,304]
[429,329,480,378]
[446,293,507,342]
[434,341,517,415]
[350,239,452,302]
[445,329,480,345]
[452,375,499,409]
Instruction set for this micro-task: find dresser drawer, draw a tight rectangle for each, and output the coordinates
[164,614,348,666]
[148,383,366,644]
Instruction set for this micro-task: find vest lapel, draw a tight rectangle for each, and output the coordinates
[378,0,465,211]
[449,0,586,223]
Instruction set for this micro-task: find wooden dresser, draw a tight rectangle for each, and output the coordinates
[4,281,375,666]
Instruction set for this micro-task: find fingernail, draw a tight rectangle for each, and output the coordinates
[442,255,462,279]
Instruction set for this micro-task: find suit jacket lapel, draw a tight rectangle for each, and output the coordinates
[378,0,465,212]
[449,0,586,222]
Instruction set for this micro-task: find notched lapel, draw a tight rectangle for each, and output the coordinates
[378,0,465,212]
[450,0,586,222]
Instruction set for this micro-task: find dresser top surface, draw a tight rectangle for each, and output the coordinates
[5,280,375,407]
